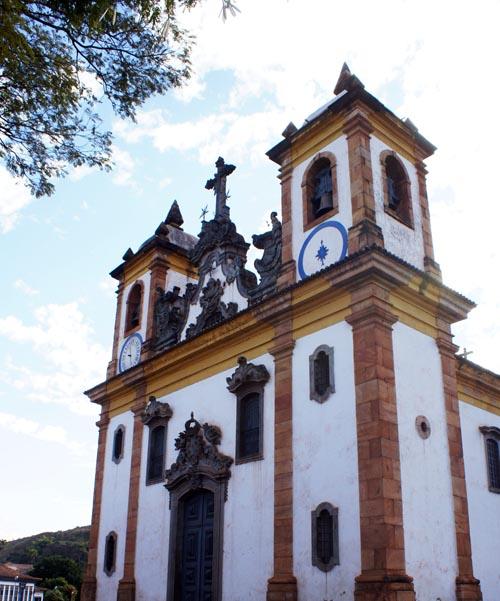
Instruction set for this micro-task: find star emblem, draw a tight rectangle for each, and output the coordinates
[315,240,329,266]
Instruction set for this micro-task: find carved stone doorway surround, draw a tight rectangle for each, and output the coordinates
[165,413,233,601]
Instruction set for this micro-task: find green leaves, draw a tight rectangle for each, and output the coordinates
[0,0,201,196]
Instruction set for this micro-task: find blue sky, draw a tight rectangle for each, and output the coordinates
[1,0,500,540]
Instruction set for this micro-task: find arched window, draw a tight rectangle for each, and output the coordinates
[112,425,125,464]
[302,152,338,230]
[480,426,500,493]
[147,424,166,484]
[309,345,335,403]
[104,531,117,576]
[125,282,143,333]
[311,502,339,572]
[381,152,413,227]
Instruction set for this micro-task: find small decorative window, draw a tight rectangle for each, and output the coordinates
[480,426,500,493]
[226,356,270,465]
[381,152,413,228]
[104,531,117,576]
[309,345,335,403]
[112,425,125,464]
[311,502,339,572]
[142,396,173,485]
[125,282,143,334]
[302,152,339,231]
[147,425,167,484]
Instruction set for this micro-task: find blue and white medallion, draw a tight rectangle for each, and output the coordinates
[297,220,348,280]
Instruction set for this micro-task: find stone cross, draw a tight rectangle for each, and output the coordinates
[205,156,236,219]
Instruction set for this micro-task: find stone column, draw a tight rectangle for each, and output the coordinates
[266,305,297,601]
[117,381,147,601]
[415,161,442,280]
[343,108,384,254]
[346,291,415,601]
[277,149,296,290]
[436,324,482,601]
[107,282,124,379]
[81,407,110,601]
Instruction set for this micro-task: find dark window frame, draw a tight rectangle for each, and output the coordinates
[124,281,144,336]
[235,383,264,464]
[146,423,168,485]
[480,426,500,493]
[112,425,125,464]
[301,152,339,232]
[103,531,117,576]
[309,345,335,403]
[311,502,339,572]
[380,151,414,229]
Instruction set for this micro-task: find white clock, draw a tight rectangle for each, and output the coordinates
[119,333,143,373]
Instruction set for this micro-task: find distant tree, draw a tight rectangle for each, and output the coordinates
[44,589,66,601]
[0,0,204,197]
[30,555,82,588]
[42,577,77,601]
[0,540,7,551]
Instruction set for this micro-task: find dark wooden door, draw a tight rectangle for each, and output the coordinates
[178,489,214,601]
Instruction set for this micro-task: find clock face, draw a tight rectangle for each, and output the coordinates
[119,333,143,373]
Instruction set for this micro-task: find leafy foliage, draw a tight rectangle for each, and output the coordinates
[30,555,82,588]
[0,0,202,196]
[0,526,90,566]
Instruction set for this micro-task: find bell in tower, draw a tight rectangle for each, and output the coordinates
[312,164,334,217]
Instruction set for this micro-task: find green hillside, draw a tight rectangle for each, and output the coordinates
[0,526,90,567]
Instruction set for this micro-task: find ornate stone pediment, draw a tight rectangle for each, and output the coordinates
[153,284,196,350]
[165,413,233,492]
[226,356,270,394]
[141,396,173,425]
[185,278,238,339]
[190,216,249,267]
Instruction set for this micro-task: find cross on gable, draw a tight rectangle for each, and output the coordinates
[205,156,236,219]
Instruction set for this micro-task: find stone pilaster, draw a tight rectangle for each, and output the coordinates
[415,161,441,280]
[436,324,482,601]
[343,108,384,254]
[346,290,415,601]
[117,381,148,601]
[81,408,110,601]
[107,282,124,379]
[277,151,296,290]
[266,304,297,601]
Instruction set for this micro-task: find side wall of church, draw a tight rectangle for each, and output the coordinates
[96,410,134,601]
[460,401,500,600]
[134,354,275,601]
[292,321,360,599]
[370,136,425,270]
[392,323,457,600]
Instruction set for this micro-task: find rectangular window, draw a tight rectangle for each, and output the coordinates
[237,392,263,463]
[479,426,500,493]
[147,425,166,484]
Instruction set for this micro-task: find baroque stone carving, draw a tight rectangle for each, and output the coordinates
[226,356,270,394]
[165,412,233,493]
[153,284,196,350]
[185,278,238,339]
[141,396,173,425]
[190,216,249,267]
[249,212,282,302]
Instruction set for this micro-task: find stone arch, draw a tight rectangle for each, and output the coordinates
[301,151,339,231]
[379,149,413,227]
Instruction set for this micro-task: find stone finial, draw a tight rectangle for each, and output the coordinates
[122,248,134,261]
[165,200,184,229]
[333,62,364,95]
[282,122,298,139]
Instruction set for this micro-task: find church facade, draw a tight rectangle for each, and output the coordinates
[81,65,500,601]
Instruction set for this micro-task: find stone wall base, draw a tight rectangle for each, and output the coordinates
[266,576,297,601]
[117,578,135,601]
[354,574,415,601]
[80,577,96,601]
[456,577,482,601]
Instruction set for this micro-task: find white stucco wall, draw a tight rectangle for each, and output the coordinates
[292,321,360,599]
[460,401,500,600]
[392,323,457,600]
[370,136,424,270]
[134,353,275,601]
[291,135,352,280]
[96,411,134,601]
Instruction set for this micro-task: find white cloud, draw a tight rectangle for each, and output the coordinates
[99,278,117,297]
[112,145,136,186]
[0,166,32,233]
[0,411,86,455]
[0,302,109,415]
[69,164,96,182]
[14,279,39,296]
